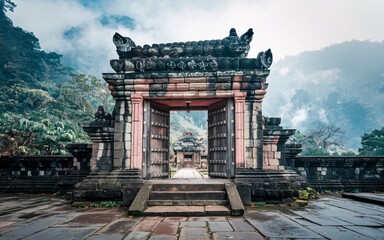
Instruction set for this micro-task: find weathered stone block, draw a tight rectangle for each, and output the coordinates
[169,77,185,83]
[154,78,169,84]
[198,91,216,97]
[184,77,207,83]
[150,84,165,91]
[176,83,189,90]
[134,84,150,91]
[189,82,207,90]
[216,76,232,83]
[133,78,154,84]
[164,83,177,91]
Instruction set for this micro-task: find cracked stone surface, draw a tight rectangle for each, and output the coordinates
[1,194,384,239]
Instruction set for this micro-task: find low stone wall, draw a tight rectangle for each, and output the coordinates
[0,155,89,193]
[289,156,384,192]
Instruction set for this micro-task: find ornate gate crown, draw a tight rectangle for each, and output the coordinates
[110,28,272,73]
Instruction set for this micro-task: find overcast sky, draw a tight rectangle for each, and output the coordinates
[8,0,384,69]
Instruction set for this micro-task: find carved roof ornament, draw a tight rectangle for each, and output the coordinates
[113,33,136,53]
[110,28,273,73]
[113,28,253,59]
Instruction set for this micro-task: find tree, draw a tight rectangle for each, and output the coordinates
[289,122,345,156]
[0,4,114,155]
[55,73,114,121]
[305,121,344,150]
[0,112,89,156]
[359,127,384,156]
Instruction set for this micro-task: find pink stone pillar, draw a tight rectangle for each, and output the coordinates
[130,94,143,169]
[234,92,246,168]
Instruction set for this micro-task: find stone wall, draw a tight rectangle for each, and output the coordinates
[289,156,384,191]
[0,148,91,193]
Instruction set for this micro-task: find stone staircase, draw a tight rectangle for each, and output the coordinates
[128,182,244,216]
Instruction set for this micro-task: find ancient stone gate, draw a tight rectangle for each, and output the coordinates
[103,28,271,179]
[81,28,305,203]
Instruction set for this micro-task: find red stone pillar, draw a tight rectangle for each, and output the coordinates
[130,94,143,169]
[234,92,246,168]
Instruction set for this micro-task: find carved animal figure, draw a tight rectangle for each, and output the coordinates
[113,32,136,52]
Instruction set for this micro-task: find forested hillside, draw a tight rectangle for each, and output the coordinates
[0,0,111,155]
[264,40,384,150]
[2,0,383,155]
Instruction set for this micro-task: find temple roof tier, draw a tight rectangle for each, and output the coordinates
[110,53,272,73]
[113,28,254,59]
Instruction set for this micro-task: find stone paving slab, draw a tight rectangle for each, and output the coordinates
[245,211,324,239]
[208,221,233,232]
[95,217,140,235]
[172,168,203,179]
[212,231,264,240]
[343,192,384,206]
[1,194,384,239]
[228,218,256,231]
[343,226,384,239]
[179,227,209,240]
[309,225,374,240]
[0,215,68,240]
[87,233,124,240]
[324,197,384,215]
[22,226,98,240]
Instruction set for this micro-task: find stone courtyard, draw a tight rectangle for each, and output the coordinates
[1,193,383,240]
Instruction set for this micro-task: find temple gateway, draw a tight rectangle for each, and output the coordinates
[75,28,306,216]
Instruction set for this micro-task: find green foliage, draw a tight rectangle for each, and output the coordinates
[0,112,88,155]
[1,0,15,13]
[340,151,356,156]
[0,5,113,156]
[170,111,207,150]
[56,73,114,120]
[301,147,330,156]
[72,201,124,208]
[298,187,318,200]
[359,127,384,156]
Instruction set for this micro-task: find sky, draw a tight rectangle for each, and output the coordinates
[6,0,384,150]
[8,0,384,75]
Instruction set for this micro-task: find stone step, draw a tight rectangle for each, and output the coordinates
[149,191,227,201]
[152,183,225,192]
[128,182,245,216]
[142,205,231,216]
[147,199,228,206]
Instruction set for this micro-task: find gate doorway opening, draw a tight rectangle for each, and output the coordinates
[170,110,208,178]
[142,99,235,180]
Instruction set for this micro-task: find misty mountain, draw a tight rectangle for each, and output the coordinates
[263,40,384,150]
[170,111,207,148]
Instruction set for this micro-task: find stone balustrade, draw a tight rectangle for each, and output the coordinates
[287,156,384,191]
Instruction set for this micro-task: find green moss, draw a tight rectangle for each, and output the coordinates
[72,201,124,208]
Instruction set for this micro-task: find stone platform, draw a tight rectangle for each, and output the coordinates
[1,193,384,239]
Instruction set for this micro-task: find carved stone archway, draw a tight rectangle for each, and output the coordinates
[77,28,307,204]
[102,28,271,179]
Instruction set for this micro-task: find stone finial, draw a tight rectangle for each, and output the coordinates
[256,49,273,69]
[94,106,112,122]
[113,32,136,55]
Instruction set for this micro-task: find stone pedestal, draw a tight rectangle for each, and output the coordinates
[83,120,114,171]
[262,117,296,170]
[65,143,92,173]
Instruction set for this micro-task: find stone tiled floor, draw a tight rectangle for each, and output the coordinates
[0,194,384,239]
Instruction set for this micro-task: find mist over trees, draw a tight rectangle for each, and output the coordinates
[0,1,112,155]
[264,40,384,151]
[1,0,383,156]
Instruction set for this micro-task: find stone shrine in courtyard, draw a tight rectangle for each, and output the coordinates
[173,132,206,169]
[76,28,306,210]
